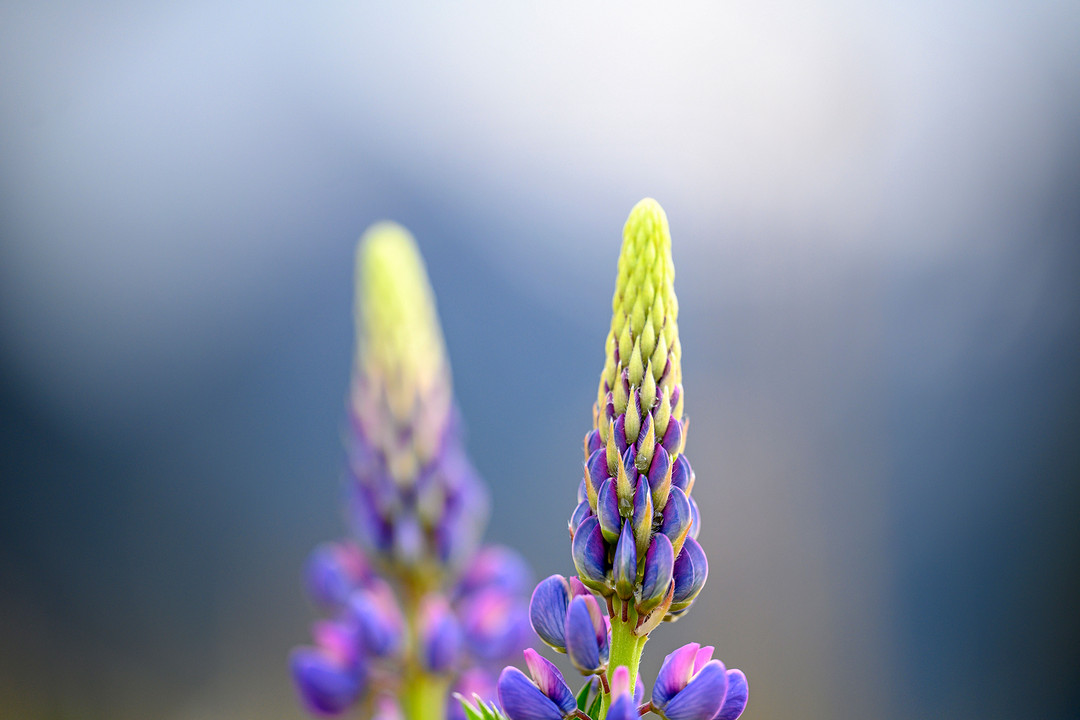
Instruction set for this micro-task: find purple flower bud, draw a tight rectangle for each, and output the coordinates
[569,499,593,538]
[652,644,729,720]
[715,669,749,720]
[524,648,577,715]
[670,537,708,613]
[418,595,463,673]
[457,545,532,599]
[349,579,405,658]
[290,646,364,717]
[349,484,392,554]
[497,665,567,720]
[596,479,622,544]
[670,453,695,495]
[661,418,684,457]
[571,517,609,592]
[632,476,653,557]
[638,533,675,615]
[660,486,692,557]
[530,575,571,652]
[460,587,530,662]
[564,594,609,675]
[305,542,368,608]
[605,666,638,720]
[647,444,673,511]
[613,520,637,600]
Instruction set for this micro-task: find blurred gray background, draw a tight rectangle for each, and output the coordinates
[1,2,1078,719]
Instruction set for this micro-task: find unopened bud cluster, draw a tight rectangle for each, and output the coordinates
[291,224,530,719]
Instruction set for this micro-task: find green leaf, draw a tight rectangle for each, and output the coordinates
[454,693,510,720]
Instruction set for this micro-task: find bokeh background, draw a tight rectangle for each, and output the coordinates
[2,2,1079,719]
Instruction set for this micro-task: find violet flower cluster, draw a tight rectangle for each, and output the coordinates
[290,223,531,720]
[487,200,749,720]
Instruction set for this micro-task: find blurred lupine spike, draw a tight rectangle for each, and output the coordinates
[292,223,531,720]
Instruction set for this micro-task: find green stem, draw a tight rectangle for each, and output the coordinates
[400,576,449,720]
[600,597,648,718]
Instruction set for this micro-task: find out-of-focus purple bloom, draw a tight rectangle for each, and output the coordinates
[371,694,405,720]
[290,645,365,717]
[349,578,405,658]
[419,595,464,674]
[305,541,370,609]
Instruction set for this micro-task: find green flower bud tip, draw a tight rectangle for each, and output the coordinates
[595,198,684,451]
[353,222,453,480]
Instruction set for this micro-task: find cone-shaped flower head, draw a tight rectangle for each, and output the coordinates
[348,222,488,580]
[576,199,706,628]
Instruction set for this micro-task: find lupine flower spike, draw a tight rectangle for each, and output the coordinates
[292,223,531,719]
[492,200,749,720]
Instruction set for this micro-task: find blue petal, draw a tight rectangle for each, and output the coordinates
[714,669,748,720]
[661,418,684,456]
[660,487,692,556]
[670,453,694,494]
[638,533,675,613]
[652,643,700,710]
[586,448,610,505]
[671,537,708,611]
[613,520,637,600]
[524,648,577,715]
[569,499,593,536]
[497,667,565,720]
[597,479,622,544]
[606,694,638,720]
[663,660,728,720]
[571,517,609,588]
[529,575,570,652]
[565,596,602,673]
[647,445,672,510]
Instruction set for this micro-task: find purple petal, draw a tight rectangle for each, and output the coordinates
[632,476,654,556]
[372,694,404,720]
[524,648,576,715]
[638,533,675,614]
[304,542,367,608]
[610,665,631,698]
[714,669,748,720]
[571,517,609,589]
[613,414,629,456]
[693,646,714,674]
[663,660,728,720]
[670,453,694,494]
[565,595,602,673]
[688,496,701,540]
[613,520,637,600]
[460,588,529,661]
[661,418,684,456]
[457,545,532,598]
[290,647,363,717]
[597,479,622,544]
[530,575,571,652]
[647,445,672,511]
[606,695,637,720]
[586,448,609,506]
[671,537,708,611]
[497,666,564,720]
[652,643,700,709]
[634,671,646,705]
[660,486,692,555]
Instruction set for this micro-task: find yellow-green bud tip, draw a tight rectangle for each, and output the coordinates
[356,222,449,424]
[595,199,682,432]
